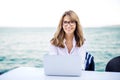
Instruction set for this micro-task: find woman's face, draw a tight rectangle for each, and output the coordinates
[63,15,76,35]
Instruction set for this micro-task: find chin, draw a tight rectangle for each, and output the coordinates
[66,32,74,35]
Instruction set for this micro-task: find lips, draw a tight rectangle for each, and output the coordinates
[66,28,73,31]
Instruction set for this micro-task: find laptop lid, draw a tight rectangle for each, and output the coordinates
[43,55,82,76]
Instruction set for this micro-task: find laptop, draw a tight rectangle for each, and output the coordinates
[43,55,82,76]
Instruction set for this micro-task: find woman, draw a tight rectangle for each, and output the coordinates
[49,10,95,71]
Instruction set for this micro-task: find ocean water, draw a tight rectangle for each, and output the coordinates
[0,26,120,74]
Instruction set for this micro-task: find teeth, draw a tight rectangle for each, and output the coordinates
[67,28,71,30]
[67,29,71,30]
[67,30,70,31]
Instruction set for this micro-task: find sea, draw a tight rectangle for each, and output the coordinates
[0,25,120,74]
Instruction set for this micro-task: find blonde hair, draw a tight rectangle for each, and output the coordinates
[51,10,84,48]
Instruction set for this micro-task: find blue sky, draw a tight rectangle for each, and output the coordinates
[0,0,120,27]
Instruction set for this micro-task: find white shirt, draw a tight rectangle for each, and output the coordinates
[49,38,87,70]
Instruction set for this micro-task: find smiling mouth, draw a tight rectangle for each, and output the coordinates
[66,28,72,31]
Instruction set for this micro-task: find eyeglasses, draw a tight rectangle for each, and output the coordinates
[63,21,76,26]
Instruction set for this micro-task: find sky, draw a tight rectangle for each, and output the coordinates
[0,0,120,28]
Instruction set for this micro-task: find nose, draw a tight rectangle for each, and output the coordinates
[67,23,71,27]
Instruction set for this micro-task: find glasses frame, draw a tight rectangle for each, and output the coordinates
[63,21,76,26]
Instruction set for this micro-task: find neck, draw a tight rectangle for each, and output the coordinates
[65,34,74,41]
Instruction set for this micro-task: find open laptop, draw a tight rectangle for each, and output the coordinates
[43,55,82,76]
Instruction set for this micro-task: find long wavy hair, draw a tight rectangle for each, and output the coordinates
[51,10,84,48]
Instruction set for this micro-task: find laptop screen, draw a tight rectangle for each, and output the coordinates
[43,55,82,76]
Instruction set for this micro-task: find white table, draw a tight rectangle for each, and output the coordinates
[0,67,120,80]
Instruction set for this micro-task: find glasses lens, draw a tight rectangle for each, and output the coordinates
[63,21,75,26]
[70,21,75,25]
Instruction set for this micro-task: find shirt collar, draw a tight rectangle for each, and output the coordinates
[63,37,76,47]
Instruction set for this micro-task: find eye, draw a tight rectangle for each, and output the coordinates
[70,21,75,23]
[63,21,68,24]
